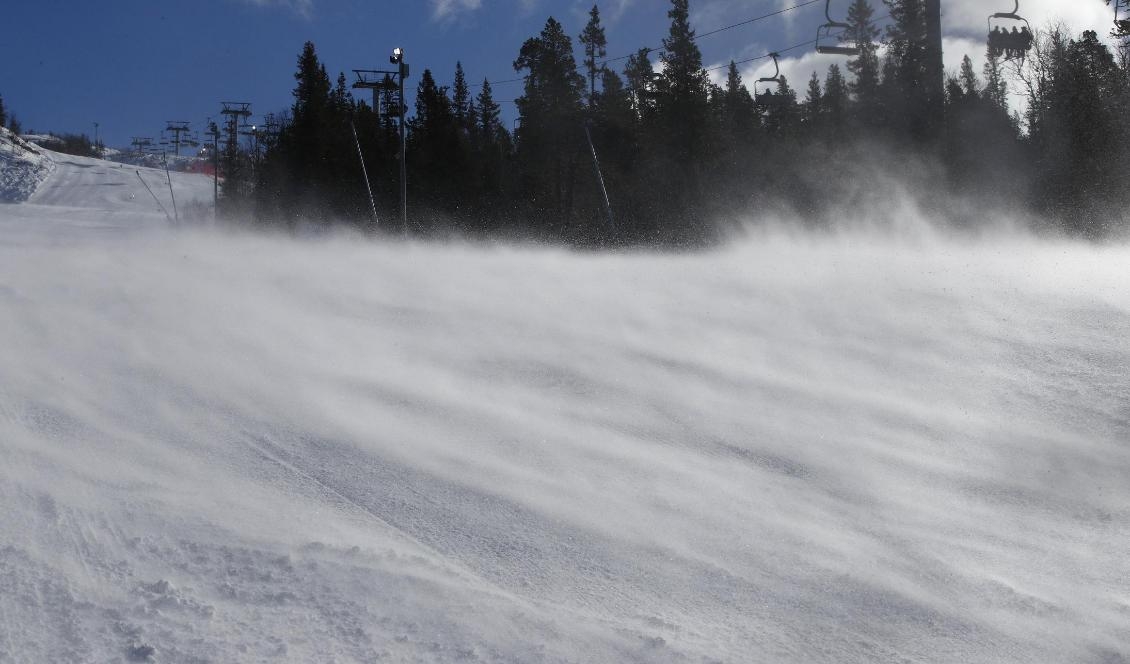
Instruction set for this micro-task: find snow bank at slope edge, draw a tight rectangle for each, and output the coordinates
[0,126,54,203]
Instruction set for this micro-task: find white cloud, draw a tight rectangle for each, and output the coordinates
[241,0,313,18]
[431,0,483,21]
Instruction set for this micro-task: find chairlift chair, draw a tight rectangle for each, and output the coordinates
[754,53,787,106]
[987,0,1033,60]
[815,0,862,56]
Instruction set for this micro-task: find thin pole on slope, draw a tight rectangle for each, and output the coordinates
[351,121,380,229]
[583,122,615,233]
[163,155,179,226]
[136,170,173,224]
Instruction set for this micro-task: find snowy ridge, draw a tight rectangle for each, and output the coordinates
[0,185,1128,660]
[0,126,55,202]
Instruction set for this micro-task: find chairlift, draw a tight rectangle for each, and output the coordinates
[755,53,784,101]
[815,0,862,56]
[987,0,1033,60]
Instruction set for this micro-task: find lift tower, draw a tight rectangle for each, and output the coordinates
[165,121,191,157]
[219,103,252,156]
[353,47,409,234]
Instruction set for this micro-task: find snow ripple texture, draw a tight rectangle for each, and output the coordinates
[0,202,1128,662]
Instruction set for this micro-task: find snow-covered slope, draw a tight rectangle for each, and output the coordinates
[0,127,54,203]
[2,127,212,220]
[0,185,1128,661]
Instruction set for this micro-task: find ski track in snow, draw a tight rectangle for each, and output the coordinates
[0,163,1129,663]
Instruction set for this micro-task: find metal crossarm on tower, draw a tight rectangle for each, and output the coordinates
[219,102,252,154]
[165,121,191,157]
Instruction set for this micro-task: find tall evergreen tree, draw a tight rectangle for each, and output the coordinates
[655,0,711,163]
[579,5,608,107]
[982,47,1009,112]
[0,95,6,131]
[475,79,509,199]
[823,64,849,130]
[958,55,980,98]
[624,48,657,121]
[845,0,881,116]
[513,17,586,222]
[477,79,502,142]
[804,72,824,127]
[409,68,461,217]
[721,61,757,140]
[882,0,931,139]
[452,61,472,131]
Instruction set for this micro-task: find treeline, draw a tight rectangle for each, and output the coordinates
[0,94,23,135]
[224,0,1130,244]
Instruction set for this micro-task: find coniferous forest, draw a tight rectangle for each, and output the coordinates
[218,0,1130,245]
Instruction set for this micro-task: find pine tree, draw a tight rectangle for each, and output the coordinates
[624,48,657,121]
[0,95,6,131]
[409,68,461,216]
[721,61,757,140]
[982,47,1009,111]
[477,79,502,142]
[823,64,849,130]
[845,0,881,113]
[513,17,586,221]
[958,55,979,98]
[655,0,711,162]
[804,71,824,126]
[475,78,508,197]
[579,5,608,107]
[882,0,931,138]
[452,62,471,131]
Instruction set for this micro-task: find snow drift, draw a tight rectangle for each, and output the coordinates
[0,187,1128,662]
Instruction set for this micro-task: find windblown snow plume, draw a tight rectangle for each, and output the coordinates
[0,127,54,203]
[0,183,1128,662]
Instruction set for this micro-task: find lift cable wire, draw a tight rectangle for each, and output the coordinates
[470,0,823,86]
[705,11,891,74]
[467,7,890,98]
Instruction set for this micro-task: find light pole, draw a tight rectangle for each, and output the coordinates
[391,47,409,236]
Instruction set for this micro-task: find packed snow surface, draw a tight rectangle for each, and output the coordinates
[0,175,1128,662]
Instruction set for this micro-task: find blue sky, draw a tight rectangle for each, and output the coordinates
[0,0,1118,147]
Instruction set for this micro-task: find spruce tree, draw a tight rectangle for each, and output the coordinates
[882,0,930,138]
[845,0,881,113]
[624,48,657,121]
[579,5,608,107]
[982,48,1009,112]
[475,79,508,199]
[477,79,502,142]
[452,62,471,131]
[513,17,585,220]
[804,72,824,127]
[958,55,980,98]
[722,61,756,140]
[409,68,460,215]
[655,0,710,162]
[823,64,849,129]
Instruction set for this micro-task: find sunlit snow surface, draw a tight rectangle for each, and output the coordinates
[1,191,1129,661]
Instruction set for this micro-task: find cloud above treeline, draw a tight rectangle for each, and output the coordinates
[240,0,313,18]
[431,0,484,21]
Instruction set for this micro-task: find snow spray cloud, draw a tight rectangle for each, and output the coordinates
[1,207,1129,662]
